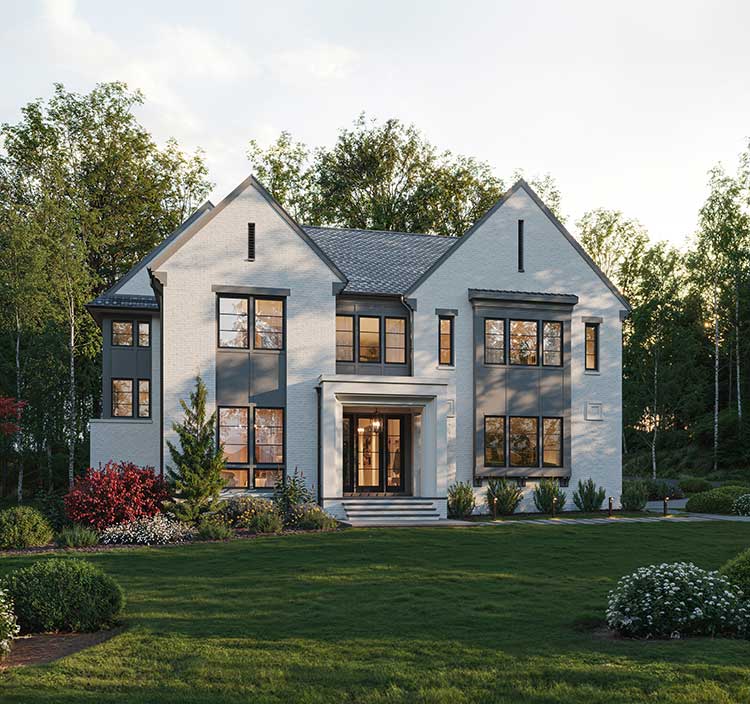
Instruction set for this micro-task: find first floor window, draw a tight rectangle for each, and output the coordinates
[542,321,562,366]
[254,408,284,464]
[219,296,249,348]
[585,322,599,371]
[385,317,406,364]
[510,320,538,365]
[138,379,150,418]
[509,416,538,467]
[255,298,283,349]
[112,321,133,346]
[439,316,454,365]
[111,379,133,417]
[359,316,381,362]
[543,417,563,467]
[484,318,505,364]
[484,416,505,466]
[336,315,354,361]
[219,407,248,465]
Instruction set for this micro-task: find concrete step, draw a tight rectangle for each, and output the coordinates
[346,515,441,523]
[342,497,441,524]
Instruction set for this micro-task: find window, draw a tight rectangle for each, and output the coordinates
[219,407,249,464]
[543,417,563,467]
[254,299,283,349]
[385,317,406,364]
[359,317,381,362]
[247,222,256,260]
[585,323,599,371]
[484,318,505,365]
[137,379,150,418]
[518,219,524,272]
[255,408,284,464]
[112,321,133,347]
[542,321,562,366]
[509,416,538,467]
[218,296,249,348]
[336,315,354,361]
[137,321,150,348]
[111,379,133,417]
[509,320,538,365]
[484,416,505,466]
[439,316,454,365]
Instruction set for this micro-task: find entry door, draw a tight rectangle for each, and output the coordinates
[349,415,405,493]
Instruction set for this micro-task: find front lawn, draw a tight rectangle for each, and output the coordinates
[1,523,750,703]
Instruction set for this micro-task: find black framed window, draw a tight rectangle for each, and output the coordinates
[254,299,284,349]
[137,321,150,348]
[543,417,563,467]
[336,315,355,362]
[542,321,562,366]
[359,316,381,363]
[137,379,150,418]
[218,296,249,348]
[439,316,454,366]
[509,416,538,467]
[254,408,284,490]
[509,320,538,365]
[218,407,249,488]
[385,317,406,364]
[112,321,133,347]
[585,323,599,371]
[111,378,133,417]
[484,318,505,365]
[484,416,505,466]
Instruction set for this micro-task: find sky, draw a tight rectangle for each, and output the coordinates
[1,0,749,246]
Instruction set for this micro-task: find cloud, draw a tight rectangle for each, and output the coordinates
[271,42,358,83]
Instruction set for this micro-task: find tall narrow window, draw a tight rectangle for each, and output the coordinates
[218,407,249,488]
[509,320,538,365]
[439,316,454,365]
[385,317,406,364]
[218,296,249,348]
[112,321,133,347]
[137,321,150,347]
[543,417,563,467]
[484,318,505,365]
[336,315,354,361]
[247,222,256,260]
[254,408,284,490]
[111,379,133,417]
[359,317,381,362]
[509,416,538,467]
[517,219,524,272]
[484,416,505,466]
[585,323,599,371]
[254,299,283,349]
[542,321,562,366]
[137,379,150,418]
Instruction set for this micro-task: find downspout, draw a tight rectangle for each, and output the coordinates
[149,269,166,477]
[316,385,322,506]
[400,295,415,375]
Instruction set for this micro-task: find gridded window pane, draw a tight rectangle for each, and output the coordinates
[359,317,381,362]
[510,320,538,365]
[255,299,283,349]
[386,418,402,488]
[542,321,562,366]
[112,321,133,346]
[255,468,283,488]
[484,416,505,466]
[112,379,133,417]
[255,408,284,464]
[509,417,538,467]
[336,315,354,361]
[219,297,248,348]
[585,323,599,370]
[221,468,249,488]
[138,321,150,347]
[485,319,505,364]
[439,317,453,365]
[219,407,248,464]
[543,417,563,467]
[385,318,406,364]
[138,379,150,418]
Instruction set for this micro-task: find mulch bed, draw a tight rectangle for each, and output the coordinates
[0,627,125,670]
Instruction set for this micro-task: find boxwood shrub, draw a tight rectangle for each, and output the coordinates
[678,477,713,495]
[685,485,749,514]
[721,548,750,598]
[2,558,124,633]
[0,505,54,549]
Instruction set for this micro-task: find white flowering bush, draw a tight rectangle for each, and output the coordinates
[0,588,19,660]
[606,562,749,639]
[100,515,193,545]
[732,493,750,516]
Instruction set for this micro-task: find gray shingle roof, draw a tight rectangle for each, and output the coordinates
[88,294,159,310]
[303,226,457,295]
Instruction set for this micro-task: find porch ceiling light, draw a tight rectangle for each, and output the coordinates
[372,408,382,431]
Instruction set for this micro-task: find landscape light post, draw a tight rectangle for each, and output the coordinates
[552,496,557,518]
[493,497,497,520]
[608,496,613,518]
[663,496,669,517]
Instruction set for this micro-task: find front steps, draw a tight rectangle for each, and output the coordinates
[341,497,442,525]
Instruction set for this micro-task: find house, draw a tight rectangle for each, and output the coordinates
[86,176,628,521]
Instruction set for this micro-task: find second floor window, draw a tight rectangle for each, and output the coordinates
[439,316,454,365]
[137,321,150,347]
[255,299,283,349]
[485,318,505,364]
[509,320,538,365]
[359,317,381,363]
[385,317,406,364]
[585,323,599,371]
[218,295,284,350]
[219,297,249,348]
[542,321,562,366]
[336,315,354,361]
[112,321,133,347]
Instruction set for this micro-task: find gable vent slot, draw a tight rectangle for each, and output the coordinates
[247,223,256,261]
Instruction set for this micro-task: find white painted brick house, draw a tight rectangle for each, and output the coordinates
[87,176,628,521]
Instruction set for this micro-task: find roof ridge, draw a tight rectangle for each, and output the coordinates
[302,224,456,241]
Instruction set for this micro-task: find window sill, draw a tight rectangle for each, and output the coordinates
[436,364,455,370]
[584,370,601,376]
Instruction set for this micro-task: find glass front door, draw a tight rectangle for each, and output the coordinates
[343,414,407,493]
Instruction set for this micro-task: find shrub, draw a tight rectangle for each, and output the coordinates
[732,494,750,516]
[685,486,749,514]
[273,468,313,526]
[485,478,523,516]
[250,511,284,534]
[0,588,19,660]
[100,515,193,545]
[196,520,233,541]
[54,525,99,548]
[447,481,475,519]
[64,461,169,530]
[29,492,68,531]
[641,479,684,501]
[678,477,713,495]
[2,558,124,633]
[294,505,338,531]
[721,549,750,599]
[532,479,566,514]
[219,496,276,529]
[606,562,749,639]
[0,505,54,549]
[572,479,606,512]
[620,481,649,511]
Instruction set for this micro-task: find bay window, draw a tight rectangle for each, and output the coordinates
[509,320,538,365]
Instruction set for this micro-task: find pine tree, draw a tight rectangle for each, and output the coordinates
[166,376,226,523]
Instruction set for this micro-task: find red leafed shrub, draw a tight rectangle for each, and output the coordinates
[64,462,170,530]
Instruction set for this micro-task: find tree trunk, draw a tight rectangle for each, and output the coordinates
[651,350,658,480]
[15,308,23,503]
[736,279,742,422]
[66,286,76,488]
[713,287,720,474]
[46,436,53,492]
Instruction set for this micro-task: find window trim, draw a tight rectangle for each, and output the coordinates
[358,316,382,364]
[336,314,355,363]
[253,406,285,469]
[484,317,506,366]
[542,416,563,468]
[111,320,134,347]
[509,319,540,367]
[585,322,600,371]
[253,297,285,351]
[217,294,250,350]
[438,315,455,366]
[111,377,134,418]
[137,320,151,348]
[484,415,506,467]
[384,316,407,365]
[508,415,539,468]
[541,320,563,367]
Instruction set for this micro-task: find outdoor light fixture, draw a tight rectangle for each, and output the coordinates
[493,497,498,520]
[663,496,669,517]
[608,496,613,518]
[372,408,382,431]
[552,496,558,518]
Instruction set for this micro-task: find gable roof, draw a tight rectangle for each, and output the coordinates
[304,226,456,295]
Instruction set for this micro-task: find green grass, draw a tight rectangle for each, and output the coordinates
[469,511,651,522]
[1,523,750,703]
